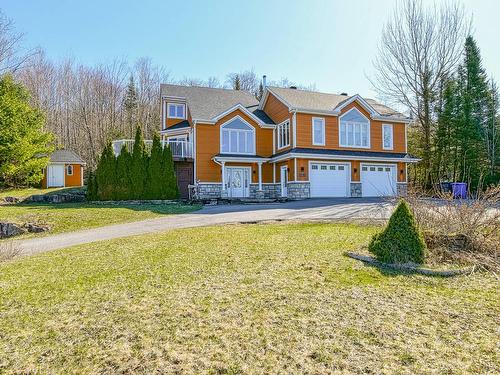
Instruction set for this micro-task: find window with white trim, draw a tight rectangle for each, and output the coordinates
[66,165,73,176]
[312,117,325,145]
[167,103,186,119]
[277,120,290,149]
[220,117,255,154]
[339,108,370,148]
[382,124,393,150]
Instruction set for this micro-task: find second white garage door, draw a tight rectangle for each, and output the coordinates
[310,163,349,197]
[361,164,397,197]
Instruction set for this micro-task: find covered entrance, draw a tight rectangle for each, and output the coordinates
[225,167,251,198]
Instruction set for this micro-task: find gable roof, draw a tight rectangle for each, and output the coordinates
[161,84,270,122]
[49,150,85,164]
[265,86,407,120]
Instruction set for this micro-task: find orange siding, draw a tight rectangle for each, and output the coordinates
[263,92,290,124]
[65,164,83,187]
[295,101,406,153]
[163,100,192,129]
[196,109,274,183]
[397,162,406,182]
[42,163,83,188]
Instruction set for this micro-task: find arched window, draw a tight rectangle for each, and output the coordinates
[339,108,370,148]
[220,117,255,154]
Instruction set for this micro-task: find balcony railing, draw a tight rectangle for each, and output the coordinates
[112,139,193,159]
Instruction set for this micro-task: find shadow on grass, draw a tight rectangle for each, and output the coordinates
[345,252,470,278]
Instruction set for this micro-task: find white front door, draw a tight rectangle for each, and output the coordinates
[361,164,397,197]
[226,167,250,198]
[309,162,349,197]
[280,166,288,197]
[47,165,65,187]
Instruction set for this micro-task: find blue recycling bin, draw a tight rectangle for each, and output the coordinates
[450,182,467,199]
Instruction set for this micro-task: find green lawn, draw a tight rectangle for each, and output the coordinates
[0,223,497,374]
[0,202,200,237]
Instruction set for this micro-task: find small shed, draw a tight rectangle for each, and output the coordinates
[42,150,86,188]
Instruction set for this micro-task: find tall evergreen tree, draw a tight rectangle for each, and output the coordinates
[124,75,138,134]
[161,144,179,199]
[233,74,241,90]
[0,74,54,187]
[145,133,163,199]
[115,144,132,200]
[95,143,116,200]
[86,170,98,201]
[454,36,491,189]
[130,126,147,199]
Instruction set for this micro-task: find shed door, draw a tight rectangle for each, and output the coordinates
[47,165,65,187]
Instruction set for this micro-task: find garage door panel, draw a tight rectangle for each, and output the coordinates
[361,165,396,197]
[310,163,349,197]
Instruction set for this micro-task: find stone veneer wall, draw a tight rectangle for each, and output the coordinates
[249,184,281,199]
[350,182,362,198]
[397,183,408,197]
[286,182,310,200]
[197,183,222,199]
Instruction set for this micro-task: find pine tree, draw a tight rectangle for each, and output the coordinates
[95,143,117,200]
[0,74,54,187]
[129,126,147,199]
[145,133,163,199]
[124,75,138,134]
[257,82,264,100]
[161,144,179,199]
[233,74,241,90]
[454,36,491,189]
[115,144,132,200]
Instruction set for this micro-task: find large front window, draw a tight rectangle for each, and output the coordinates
[221,117,255,154]
[277,120,290,149]
[339,108,370,148]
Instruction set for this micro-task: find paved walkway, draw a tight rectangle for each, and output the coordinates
[15,198,394,256]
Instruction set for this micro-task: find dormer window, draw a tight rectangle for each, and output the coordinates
[339,108,370,148]
[167,103,186,119]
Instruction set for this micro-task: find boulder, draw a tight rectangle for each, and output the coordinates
[3,196,20,204]
[24,223,50,233]
[0,222,27,238]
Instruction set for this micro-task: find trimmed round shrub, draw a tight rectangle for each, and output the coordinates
[368,199,427,264]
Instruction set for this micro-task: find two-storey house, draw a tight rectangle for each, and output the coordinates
[122,82,418,199]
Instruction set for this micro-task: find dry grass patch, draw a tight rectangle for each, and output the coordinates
[0,223,498,374]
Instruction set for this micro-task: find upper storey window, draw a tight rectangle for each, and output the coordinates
[382,124,394,150]
[277,120,290,149]
[339,108,370,148]
[220,117,255,155]
[312,117,325,146]
[167,103,186,119]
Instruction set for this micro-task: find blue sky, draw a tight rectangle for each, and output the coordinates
[3,0,499,98]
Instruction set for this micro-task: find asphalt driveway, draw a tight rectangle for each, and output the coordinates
[14,198,394,256]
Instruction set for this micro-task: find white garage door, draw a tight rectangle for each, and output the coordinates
[47,165,65,187]
[361,164,397,197]
[310,163,349,197]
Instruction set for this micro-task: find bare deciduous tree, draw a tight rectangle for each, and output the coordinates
[0,10,38,73]
[370,0,470,185]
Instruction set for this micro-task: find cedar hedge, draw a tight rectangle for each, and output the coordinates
[87,126,179,201]
[368,199,427,264]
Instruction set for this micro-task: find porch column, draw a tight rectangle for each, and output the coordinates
[221,161,226,190]
[221,161,228,198]
[258,162,263,191]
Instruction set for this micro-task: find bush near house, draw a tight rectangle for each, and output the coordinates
[369,199,427,264]
[87,127,178,201]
